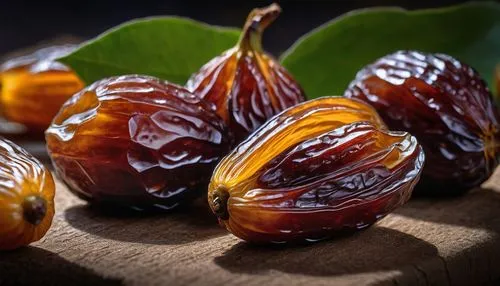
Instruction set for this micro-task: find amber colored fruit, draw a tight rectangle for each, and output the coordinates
[0,45,84,133]
[0,139,55,250]
[345,51,500,195]
[187,3,305,144]
[208,97,424,243]
[46,75,233,211]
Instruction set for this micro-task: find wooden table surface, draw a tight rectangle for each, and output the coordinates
[1,146,500,286]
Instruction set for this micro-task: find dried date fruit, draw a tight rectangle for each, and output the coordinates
[208,97,424,243]
[46,75,232,211]
[187,3,305,144]
[0,139,55,250]
[0,45,84,133]
[345,51,500,195]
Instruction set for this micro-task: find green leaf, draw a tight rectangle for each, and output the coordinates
[59,17,240,85]
[281,2,500,99]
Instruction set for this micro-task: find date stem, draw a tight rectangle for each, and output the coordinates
[238,3,281,53]
[212,187,230,220]
[22,195,47,225]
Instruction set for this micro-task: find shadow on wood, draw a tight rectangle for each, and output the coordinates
[396,188,500,233]
[0,247,122,286]
[214,227,437,276]
[63,202,226,245]
[393,188,500,286]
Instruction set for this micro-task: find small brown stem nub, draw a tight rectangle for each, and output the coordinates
[212,187,230,220]
[22,195,47,225]
[238,3,282,52]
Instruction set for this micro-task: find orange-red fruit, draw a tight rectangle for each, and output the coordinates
[46,75,232,211]
[187,3,305,143]
[345,51,500,195]
[0,139,55,250]
[0,45,84,133]
[208,97,424,243]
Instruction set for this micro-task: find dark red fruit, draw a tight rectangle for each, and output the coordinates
[46,75,233,210]
[345,50,500,195]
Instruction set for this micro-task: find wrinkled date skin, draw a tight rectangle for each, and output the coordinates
[46,75,232,211]
[345,51,500,195]
[208,97,424,243]
[187,4,305,144]
[0,139,55,250]
[0,45,84,133]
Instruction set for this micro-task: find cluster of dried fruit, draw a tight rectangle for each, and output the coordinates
[1,4,499,249]
[207,49,500,242]
[46,4,303,212]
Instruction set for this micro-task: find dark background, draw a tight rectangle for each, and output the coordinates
[0,0,473,58]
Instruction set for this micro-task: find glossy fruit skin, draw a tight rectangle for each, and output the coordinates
[0,139,55,250]
[187,4,305,144]
[46,75,232,211]
[0,45,84,133]
[345,51,500,195]
[208,97,424,243]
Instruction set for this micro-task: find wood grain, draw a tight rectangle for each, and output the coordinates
[1,165,500,286]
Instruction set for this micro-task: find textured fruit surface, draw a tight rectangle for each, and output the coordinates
[187,4,305,143]
[0,45,84,132]
[208,97,424,243]
[345,50,500,195]
[46,75,232,210]
[0,139,55,250]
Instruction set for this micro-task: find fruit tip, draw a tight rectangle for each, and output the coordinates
[212,186,230,220]
[239,3,282,51]
[22,195,47,226]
